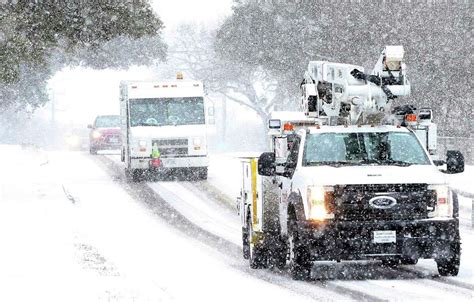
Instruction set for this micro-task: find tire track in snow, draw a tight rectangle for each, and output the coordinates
[93,155,388,301]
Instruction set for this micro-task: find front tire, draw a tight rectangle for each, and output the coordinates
[436,241,460,276]
[288,218,311,280]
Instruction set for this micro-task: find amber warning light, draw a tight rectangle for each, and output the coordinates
[405,114,417,122]
[283,123,294,131]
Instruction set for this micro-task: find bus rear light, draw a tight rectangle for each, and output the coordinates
[150,159,162,168]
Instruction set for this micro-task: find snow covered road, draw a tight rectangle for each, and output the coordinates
[1,146,472,301]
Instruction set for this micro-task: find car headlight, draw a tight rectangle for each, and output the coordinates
[193,137,203,150]
[193,137,202,146]
[91,130,101,139]
[307,185,334,221]
[428,184,453,218]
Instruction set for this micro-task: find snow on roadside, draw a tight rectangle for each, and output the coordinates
[0,145,314,302]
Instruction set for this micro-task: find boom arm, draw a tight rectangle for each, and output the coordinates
[300,46,410,125]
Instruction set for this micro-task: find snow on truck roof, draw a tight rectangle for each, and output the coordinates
[305,125,410,134]
[121,79,204,98]
[120,79,203,87]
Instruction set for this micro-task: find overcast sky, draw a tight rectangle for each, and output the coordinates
[151,0,233,30]
[45,1,234,126]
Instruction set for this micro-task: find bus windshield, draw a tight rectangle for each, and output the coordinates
[129,97,205,127]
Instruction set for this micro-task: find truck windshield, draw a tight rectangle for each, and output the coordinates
[303,132,431,166]
[95,115,120,128]
[129,97,205,127]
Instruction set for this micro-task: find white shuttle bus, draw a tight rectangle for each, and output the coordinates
[120,74,209,181]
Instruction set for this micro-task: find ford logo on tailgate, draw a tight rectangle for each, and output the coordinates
[369,196,397,209]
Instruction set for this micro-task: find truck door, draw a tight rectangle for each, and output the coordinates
[279,135,301,235]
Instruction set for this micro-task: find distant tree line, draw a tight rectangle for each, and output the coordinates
[214,0,472,137]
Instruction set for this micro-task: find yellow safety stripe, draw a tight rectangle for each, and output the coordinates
[251,158,257,226]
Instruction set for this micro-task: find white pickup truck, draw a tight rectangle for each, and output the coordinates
[239,121,464,280]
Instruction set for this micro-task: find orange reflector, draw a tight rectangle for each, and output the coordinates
[405,114,417,122]
[283,123,294,131]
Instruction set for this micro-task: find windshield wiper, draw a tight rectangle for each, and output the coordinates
[384,160,413,166]
[306,161,360,167]
[362,159,413,166]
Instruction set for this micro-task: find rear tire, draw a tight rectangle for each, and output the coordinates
[126,168,141,182]
[248,216,268,269]
[400,257,418,265]
[268,237,287,270]
[242,227,250,260]
[381,259,400,267]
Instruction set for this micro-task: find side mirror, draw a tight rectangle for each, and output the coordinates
[258,152,276,176]
[446,150,464,174]
[87,124,93,129]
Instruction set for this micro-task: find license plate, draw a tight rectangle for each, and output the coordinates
[108,137,119,143]
[373,230,396,243]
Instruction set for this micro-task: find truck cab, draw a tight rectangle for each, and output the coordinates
[120,76,209,181]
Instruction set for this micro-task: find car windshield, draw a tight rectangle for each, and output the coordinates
[303,131,431,166]
[94,116,120,128]
[129,97,205,127]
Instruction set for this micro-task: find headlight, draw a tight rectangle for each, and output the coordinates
[193,137,202,146]
[91,130,101,139]
[307,185,334,221]
[193,137,203,150]
[428,184,453,218]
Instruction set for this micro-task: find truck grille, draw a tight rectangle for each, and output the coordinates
[152,138,188,156]
[329,183,436,221]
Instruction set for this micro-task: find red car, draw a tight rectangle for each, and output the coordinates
[88,115,121,154]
